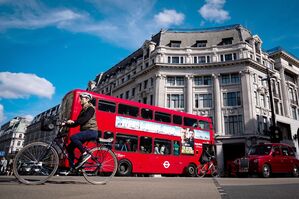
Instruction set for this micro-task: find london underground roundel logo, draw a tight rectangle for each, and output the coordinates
[163,161,170,168]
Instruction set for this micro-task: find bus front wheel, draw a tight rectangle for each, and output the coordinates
[117,159,132,176]
[185,164,197,177]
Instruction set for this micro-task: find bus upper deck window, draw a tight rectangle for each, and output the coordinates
[155,112,171,123]
[173,115,182,125]
[141,108,153,120]
[184,117,197,127]
[199,120,210,130]
[118,104,139,117]
[98,100,116,113]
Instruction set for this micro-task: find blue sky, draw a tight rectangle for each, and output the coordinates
[0,0,299,125]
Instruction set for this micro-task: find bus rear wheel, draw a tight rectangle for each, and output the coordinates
[117,159,132,176]
[185,164,197,177]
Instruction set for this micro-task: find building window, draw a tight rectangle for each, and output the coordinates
[292,107,297,120]
[170,41,181,47]
[194,76,212,85]
[221,37,233,45]
[166,76,185,86]
[125,90,130,99]
[220,53,237,62]
[195,40,207,47]
[221,73,240,84]
[224,115,243,135]
[168,56,184,64]
[132,88,135,96]
[223,91,241,106]
[167,94,184,108]
[195,94,212,108]
[193,55,210,64]
[260,94,265,108]
[144,80,148,89]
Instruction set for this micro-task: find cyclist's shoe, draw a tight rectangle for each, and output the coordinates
[59,168,76,176]
[75,152,91,169]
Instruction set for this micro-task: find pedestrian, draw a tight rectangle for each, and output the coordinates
[0,157,7,175]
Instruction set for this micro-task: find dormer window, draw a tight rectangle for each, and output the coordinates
[196,40,207,47]
[170,40,181,47]
[221,37,233,45]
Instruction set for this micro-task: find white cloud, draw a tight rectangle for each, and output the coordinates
[199,0,230,23]
[0,72,55,99]
[154,9,185,27]
[0,104,4,123]
[0,0,186,49]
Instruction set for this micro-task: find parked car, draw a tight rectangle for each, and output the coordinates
[228,143,299,178]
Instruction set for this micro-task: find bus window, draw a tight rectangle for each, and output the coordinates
[98,100,116,113]
[173,115,182,125]
[118,104,139,117]
[184,117,197,127]
[141,108,153,120]
[155,111,171,123]
[173,141,180,155]
[199,120,210,130]
[90,98,96,106]
[154,139,171,155]
[140,136,152,153]
[115,134,138,152]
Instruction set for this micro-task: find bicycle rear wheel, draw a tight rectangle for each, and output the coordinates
[198,164,208,177]
[13,142,59,185]
[82,147,117,185]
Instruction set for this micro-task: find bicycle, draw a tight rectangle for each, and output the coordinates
[197,156,218,177]
[12,121,118,185]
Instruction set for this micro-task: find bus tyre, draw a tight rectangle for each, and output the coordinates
[117,159,132,176]
[185,164,197,177]
[261,164,271,178]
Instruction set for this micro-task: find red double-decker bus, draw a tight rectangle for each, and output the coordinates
[60,89,215,176]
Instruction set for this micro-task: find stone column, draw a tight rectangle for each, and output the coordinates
[280,67,290,117]
[186,75,193,113]
[213,74,222,135]
[155,74,166,107]
[241,69,254,134]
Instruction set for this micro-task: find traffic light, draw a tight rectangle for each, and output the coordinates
[269,126,282,143]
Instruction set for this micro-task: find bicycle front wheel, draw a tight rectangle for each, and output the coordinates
[82,147,117,185]
[13,142,59,185]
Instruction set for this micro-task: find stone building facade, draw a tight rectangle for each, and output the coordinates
[0,117,30,160]
[93,24,299,174]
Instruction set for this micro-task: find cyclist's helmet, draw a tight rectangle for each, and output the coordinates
[79,92,92,100]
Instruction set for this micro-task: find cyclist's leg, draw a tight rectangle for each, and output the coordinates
[66,142,76,168]
[71,130,98,153]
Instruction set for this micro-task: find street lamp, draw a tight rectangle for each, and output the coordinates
[262,68,281,143]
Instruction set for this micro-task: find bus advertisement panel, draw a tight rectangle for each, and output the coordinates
[59,89,215,177]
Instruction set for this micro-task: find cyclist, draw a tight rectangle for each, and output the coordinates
[199,145,213,166]
[62,92,98,170]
